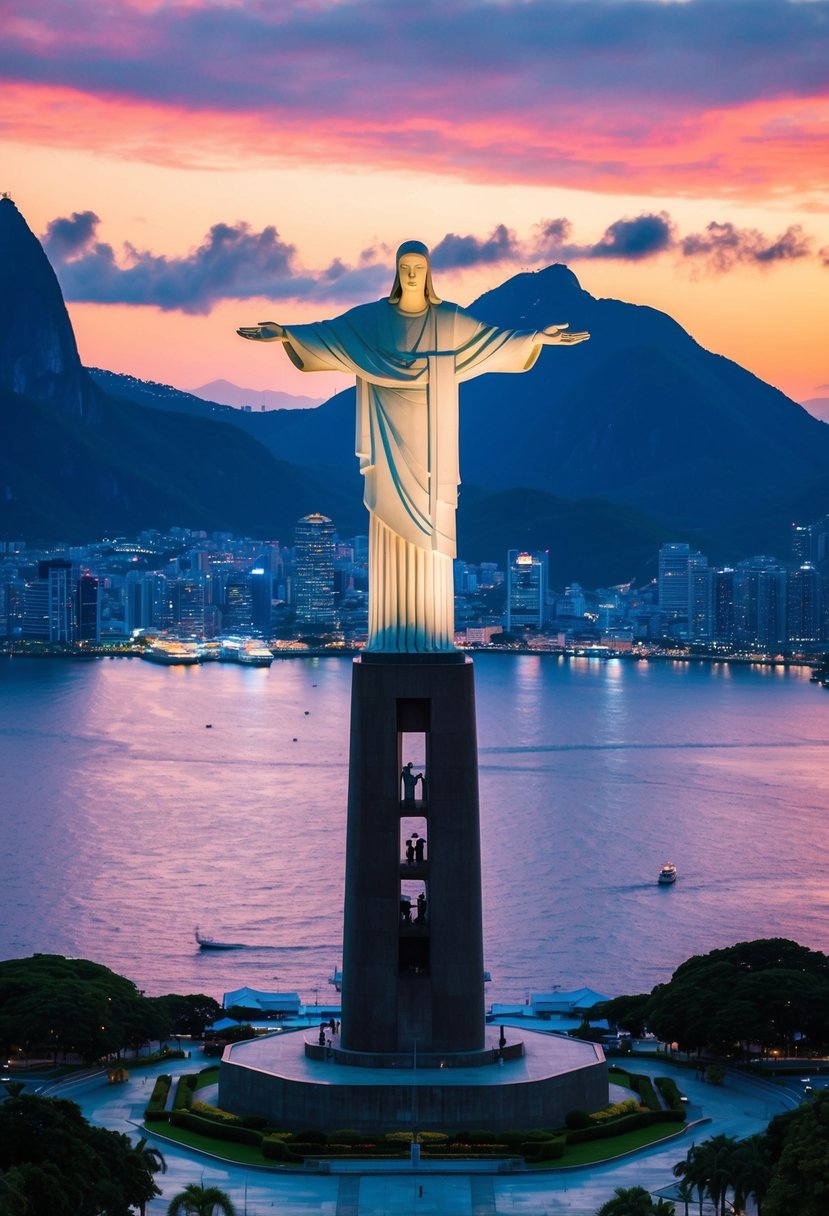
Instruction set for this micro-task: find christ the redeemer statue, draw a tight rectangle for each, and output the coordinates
[238,240,589,654]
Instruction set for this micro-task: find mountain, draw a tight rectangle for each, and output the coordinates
[191,379,324,410]
[93,263,829,560]
[0,196,97,422]
[0,198,361,543]
[802,397,829,424]
[3,194,826,577]
[460,266,829,539]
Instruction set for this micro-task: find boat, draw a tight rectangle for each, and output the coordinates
[219,636,274,667]
[141,638,200,666]
[237,639,274,667]
[194,927,244,950]
[657,862,678,885]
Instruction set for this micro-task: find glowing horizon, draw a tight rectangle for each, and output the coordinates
[2,0,828,403]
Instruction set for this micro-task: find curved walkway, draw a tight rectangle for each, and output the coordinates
[54,1055,801,1215]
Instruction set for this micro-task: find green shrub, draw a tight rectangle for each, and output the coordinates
[467,1129,497,1144]
[239,1114,268,1130]
[524,1138,566,1162]
[144,1074,172,1120]
[565,1109,592,1130]
[189,1100,239,1123]
[591,1098,640,1122]
[629,1074,661,1111]
[262,1136,301,1163]
[291,1128,327,1145]
[169,1110,263,1146]
[705,1064,725,1085]
[565,1109,684,1144]
[329,1129,362,1144]
[655,1076,685,1111]
[172,1076,195,1110]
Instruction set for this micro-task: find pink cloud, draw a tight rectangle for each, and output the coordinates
[0,1,827,198]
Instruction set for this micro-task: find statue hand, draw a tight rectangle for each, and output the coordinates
[236,322,287,342]
[538,324,590,346]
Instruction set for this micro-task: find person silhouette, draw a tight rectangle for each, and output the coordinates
[401,761,422,802]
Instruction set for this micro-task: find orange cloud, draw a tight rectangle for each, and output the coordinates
[2,82,827,201]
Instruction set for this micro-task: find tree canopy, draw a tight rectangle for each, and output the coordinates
[630,939,829,1056]
[0,1094,160,1216]
[0,955,219,1063]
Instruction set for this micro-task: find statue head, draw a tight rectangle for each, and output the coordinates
[388,240,442,306]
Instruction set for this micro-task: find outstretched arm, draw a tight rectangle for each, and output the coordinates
[536,323,590,346]
[237,321,288,342]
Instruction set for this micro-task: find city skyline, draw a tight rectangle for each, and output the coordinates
[2,0,828,406]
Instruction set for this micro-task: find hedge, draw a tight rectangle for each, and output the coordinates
[655,1076,685,1112]
[172,1074,198,1110]
[169,1110,264,1146]
[566,1109,684,1144]
[144,1074,172,1122]
[262,1137,302,1163]
[524,1139,566,1162]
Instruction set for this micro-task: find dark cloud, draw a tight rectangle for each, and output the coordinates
[42,210,100,260]
[3,0,828,123]
[431,225,520,270]
[41,208,822,313]
[42,213,388,313]
[584,213,675,260]
[680,222,812,270]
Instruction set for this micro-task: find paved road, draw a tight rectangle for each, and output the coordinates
[48,1055,802,1215]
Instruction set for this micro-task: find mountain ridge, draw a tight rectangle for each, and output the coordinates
[1,195,826,580]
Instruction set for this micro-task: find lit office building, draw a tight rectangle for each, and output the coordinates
[294,513,337,629]
[657,543,707,638]
[22,560,74,642]
[506,550,548,631]
[76,574,101,643]
[222,573,255,633]
[787,563,822,644]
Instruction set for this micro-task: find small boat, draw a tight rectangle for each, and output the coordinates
[658,862,678,885]
[195,927,244,950]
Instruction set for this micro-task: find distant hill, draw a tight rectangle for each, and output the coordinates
[802,397,829,424]
[0,197,361,543]
[93,262,829,560]
[191,378,324,411]
[2,193,826,577]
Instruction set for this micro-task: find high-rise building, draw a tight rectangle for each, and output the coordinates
[172,576,207,636]
[294,513,337,629]
[505,550,548,631]
[713,568,735,643]
[76,574,101,643]
[23,560,74,642]
[657,543,707,638]
[787,563,822,644]
[222,573,255,633]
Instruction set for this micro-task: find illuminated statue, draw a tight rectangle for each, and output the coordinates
[238,241,589,653]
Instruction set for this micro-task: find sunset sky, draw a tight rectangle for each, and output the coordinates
[2,0,828,406]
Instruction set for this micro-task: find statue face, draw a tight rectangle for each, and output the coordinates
[397,254,429,303]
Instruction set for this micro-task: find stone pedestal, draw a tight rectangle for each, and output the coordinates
[340,653,484,1059]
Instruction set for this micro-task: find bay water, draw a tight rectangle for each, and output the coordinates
[1,654,826,1006]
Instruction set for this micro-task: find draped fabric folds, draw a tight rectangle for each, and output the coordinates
[281,299,542,653]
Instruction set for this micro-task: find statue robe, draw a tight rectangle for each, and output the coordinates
[281,300,542,652]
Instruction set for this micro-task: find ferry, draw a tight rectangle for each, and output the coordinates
[219,637,274,667]
[141,638,200,666]
[658,862,678,885]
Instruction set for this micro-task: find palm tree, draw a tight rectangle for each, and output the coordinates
[730,1134,772,1216]
[673,1147,707,1216]
[596,1186,675,1216]
[131,1136,167,1216]
[167,1182,238,1216]
[674,1177,696,1216]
